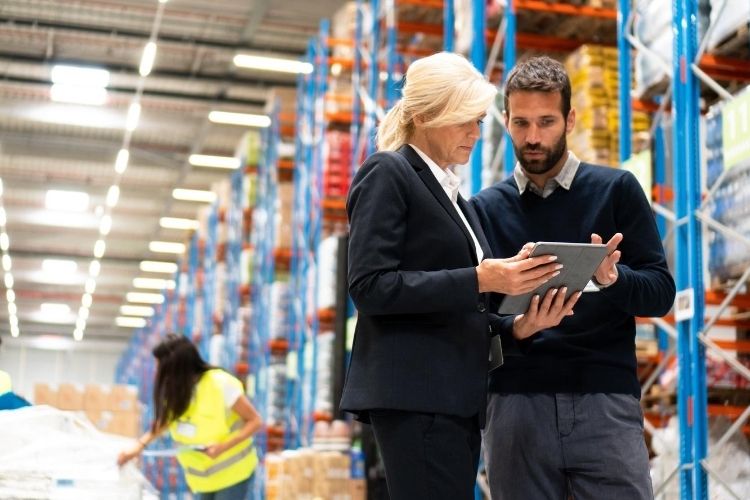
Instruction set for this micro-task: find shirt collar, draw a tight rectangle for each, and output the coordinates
[513,151,581,197]
[409,144,462,203]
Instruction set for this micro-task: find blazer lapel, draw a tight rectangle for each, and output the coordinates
[397,145,478,259]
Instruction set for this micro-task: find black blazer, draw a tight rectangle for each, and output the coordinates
[340,145,494,425]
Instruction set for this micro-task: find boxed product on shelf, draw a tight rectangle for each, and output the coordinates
[56,383,84,410]
[707,0,750,52]
[33,383,58,407]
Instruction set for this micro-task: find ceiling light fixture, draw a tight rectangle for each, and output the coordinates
[41,303,71,316]
[233,54,313,74]
[88,260,101,277]
[126,103,141,131]
[1,254,10,272]
[159,217,200,230]
[133,277,176,290]
[116,316,147,328]
[120,305,155,317]
[148,241,186,254]
[106,185,120,207]
[42,259,78,274]
[188,154,241,169]
[45,190,89,212]
[94,239,106,258]
[140,260,179,273]
[208,111,271,128]
[51,65,110,87]
[172,188,216,203]
[115,149,130,174]
[126,292,165,304]
[139,42,157,77]
[50,85,108,106]
[99,214,112,236]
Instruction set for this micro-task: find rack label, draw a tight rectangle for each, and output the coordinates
[674,288,695,322]
[722,90,750,169]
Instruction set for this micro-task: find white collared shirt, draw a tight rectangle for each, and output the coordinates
[409,144,484,263]
[513,151,581,198]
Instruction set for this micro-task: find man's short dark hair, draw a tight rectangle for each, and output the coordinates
[504,56,571,118]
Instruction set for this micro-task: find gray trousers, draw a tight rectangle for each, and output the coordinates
[482,393,653,500]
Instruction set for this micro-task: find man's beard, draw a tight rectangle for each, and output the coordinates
[513,133,567,175]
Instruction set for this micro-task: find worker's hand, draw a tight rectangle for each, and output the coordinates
[477,246,561,295]
[202,443,227,459]
[512,287,582,340]
[591,233,622,286]
[117,442,143,467]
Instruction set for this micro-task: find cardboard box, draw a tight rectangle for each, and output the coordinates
[107,384,139,412]
[57,383,84,410]
[83,384,109,411]
[110,411,141,438]
[33,383,58,407]
[85,409,116,434]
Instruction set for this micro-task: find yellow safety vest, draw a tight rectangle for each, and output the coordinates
[169,369,258,493]
[0,370,11,395]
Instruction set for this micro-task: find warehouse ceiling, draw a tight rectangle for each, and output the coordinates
[0,0,346,348]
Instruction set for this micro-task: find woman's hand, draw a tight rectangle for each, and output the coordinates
[477,245,561,295]
[512,287,581,340]
[202,443,227,459]
[117,441,144,467]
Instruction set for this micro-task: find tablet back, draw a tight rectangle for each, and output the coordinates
[497,242,608,315]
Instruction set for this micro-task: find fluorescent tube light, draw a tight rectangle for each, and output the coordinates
[42,259,78,274]
[126,103,141,131]
[73,329,83,341]
[9,315,18,327]
[0,207,6,226]
[188,154,241,169]
[82,293,92,308]
[140,260,179,273]
[116,316,147,328]
[51,65,110,87]
[0,233,7,251]
[106,185,120,207]
[94,239,106,258]
[208,111,271,128]
[0,178,4,197]
[4,274,13,288]
[233,54,313,74]
[140,42,157,76]
[172,188,216,203]
[115,149,129,174]
[2,254,10,272]
[46,190,89,212]
[51,85,107,106]
[133,277,176,290]
[85,278,96,294]
[99,215,112,236]
[126,292,165,304]
[8,302,16,316]
[6,289,14,303]
[78,306,89,320]
[149,241,186,254]
[159,217,199,230]
[10,324,19,337]
[41,303,71,316]
[89,260,101,277]
[120,305,155,317]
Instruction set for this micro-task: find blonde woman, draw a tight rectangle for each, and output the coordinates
[340,52,560,500]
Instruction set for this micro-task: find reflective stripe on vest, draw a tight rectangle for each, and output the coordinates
[170,369,257,493]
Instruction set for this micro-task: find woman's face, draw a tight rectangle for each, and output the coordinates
[416,116,484,168]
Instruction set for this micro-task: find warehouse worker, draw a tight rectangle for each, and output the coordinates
[470,56,675,500]
[340,52,562,500]
[117,333,262,500]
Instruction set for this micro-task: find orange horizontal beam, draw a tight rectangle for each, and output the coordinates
[515,32,591,51]
[329,56,354,69]
[398,21,442,36]
[278,159,294,171]
[515,0,617,20]
[633,99,660,113]
[328,37,354,48]
[648,314,750,329]
[322,198,347,211]
[699,54,750,81]
[712,340,750,353]
[326,111,354,124]
[397,0,443,8]
[708,404,747,419]
[278,111,295,122]
[705,290,750,309]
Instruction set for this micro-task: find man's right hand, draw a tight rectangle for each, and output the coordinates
[476,248,562,295]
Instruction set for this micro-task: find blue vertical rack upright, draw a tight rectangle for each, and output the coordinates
[223,168,244,373]
[200,202,219,360]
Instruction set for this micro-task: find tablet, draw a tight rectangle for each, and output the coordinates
[497,242,609,315]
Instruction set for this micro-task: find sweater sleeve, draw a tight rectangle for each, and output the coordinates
[598,172,676,317]
[347,153,480,315]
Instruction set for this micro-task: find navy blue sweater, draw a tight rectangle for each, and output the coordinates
[470,163,675,397]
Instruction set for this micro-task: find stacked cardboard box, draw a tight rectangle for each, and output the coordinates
[33,383,141,438]
[565,45,651,167]
[266,449,363,500]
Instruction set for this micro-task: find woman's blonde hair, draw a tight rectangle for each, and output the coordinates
[376,52,498,151]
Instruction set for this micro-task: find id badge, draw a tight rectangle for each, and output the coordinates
[176,421,197,438]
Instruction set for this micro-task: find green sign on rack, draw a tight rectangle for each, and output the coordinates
[722,89,750,169]
[622,150,652,201]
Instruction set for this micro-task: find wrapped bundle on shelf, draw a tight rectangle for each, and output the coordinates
[265,356,288,429]
[331,1,359,60]
[269,279,291,342]
[235,130,261,168]
[317,236,339,310]
[323,131,352,199]
[274,182,294,250]
[326,76,354,120]
[314,331,335,417]
[707,0,750,53]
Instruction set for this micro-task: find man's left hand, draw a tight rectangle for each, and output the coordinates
[591,232,622,286]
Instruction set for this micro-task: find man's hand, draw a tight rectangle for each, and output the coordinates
[591,232,622,286]
[512,287,582,340]
[202,443,227,459]
[477,245,562,295]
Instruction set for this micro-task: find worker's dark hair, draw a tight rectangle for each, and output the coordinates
[151,333,211,432]
[504,56,571,119]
